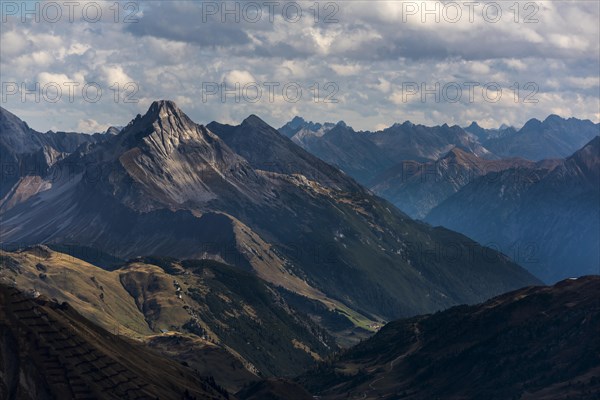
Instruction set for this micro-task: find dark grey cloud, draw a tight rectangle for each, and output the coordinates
[126,2,254,47]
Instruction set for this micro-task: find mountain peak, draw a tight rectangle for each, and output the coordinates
[136,99,198,132]
[390,120,414,129]
[443,146,475,162]
[569,135,600,169]
[543,114,564,124]
[105,126,121,135]
[0,106,31,136]
[117,100,209,151]
[242,114,269,128]
[520,117,543,132]
[464,121,487,138]
[278,116,311,137]
[290,116,306,125]
[146,100,184,119]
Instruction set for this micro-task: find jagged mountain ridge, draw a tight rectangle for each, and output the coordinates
[279,114,599,187]
[281,119,493,185]
[464,121,517,141]
[0,101,539,326]
[483,115,600,160]
[278,116,335,139]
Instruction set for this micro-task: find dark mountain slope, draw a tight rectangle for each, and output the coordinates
[292,122,387,184]
[236,378,313,400]
[208,115,357,191]
[299,276,600,400]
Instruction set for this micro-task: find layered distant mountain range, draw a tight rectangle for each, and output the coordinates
[426,137,599,283]
[281,115,599,181]
[280,115,599,282]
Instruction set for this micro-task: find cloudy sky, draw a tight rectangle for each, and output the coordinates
[1,0,599,133]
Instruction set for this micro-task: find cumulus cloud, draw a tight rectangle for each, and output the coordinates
[76,118,110,133]
[0,30,31,57]
[99,65,133,86]
[222,70,256,86]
